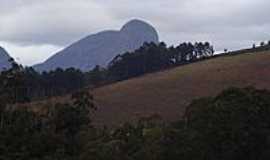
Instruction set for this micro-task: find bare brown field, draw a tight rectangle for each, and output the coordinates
[93,52,270,126]
[22,51,270,127]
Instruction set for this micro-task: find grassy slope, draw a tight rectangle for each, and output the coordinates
[23,51,270,127]
[93,51,270,126]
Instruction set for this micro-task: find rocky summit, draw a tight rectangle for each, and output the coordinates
[34,19,159,71]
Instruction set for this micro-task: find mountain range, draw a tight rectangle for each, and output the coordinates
[33,19,159,71]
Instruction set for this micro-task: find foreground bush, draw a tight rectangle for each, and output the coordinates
[1,87,270,160]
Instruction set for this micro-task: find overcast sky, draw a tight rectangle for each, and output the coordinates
[1,0,270,65]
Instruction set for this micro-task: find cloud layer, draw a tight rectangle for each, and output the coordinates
[1,0,270,65]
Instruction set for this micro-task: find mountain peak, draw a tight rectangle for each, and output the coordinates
[121,19,153,30]
[34,19,159,71]
[121,19,158,36]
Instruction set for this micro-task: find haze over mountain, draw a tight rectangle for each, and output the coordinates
[34,19,159,71]
[0,47,12,70]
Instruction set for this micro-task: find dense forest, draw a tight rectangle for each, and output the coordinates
[108,42,214,81]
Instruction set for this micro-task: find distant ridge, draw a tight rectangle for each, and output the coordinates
[0,46,12,70]
[34,19,159,71]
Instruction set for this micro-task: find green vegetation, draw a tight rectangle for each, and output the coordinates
[0,89,95,159]
[1,61,270,159]
[108,42,213,81]
[184,87,270,160]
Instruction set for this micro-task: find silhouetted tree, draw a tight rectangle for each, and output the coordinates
[86,65,106,86]
[0,58,30,104]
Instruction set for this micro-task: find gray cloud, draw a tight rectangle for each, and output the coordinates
[0,0,270,65]
[0,0,117,46]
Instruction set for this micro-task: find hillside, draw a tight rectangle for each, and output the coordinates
[92,51,270,126]
[25,50,270,127]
